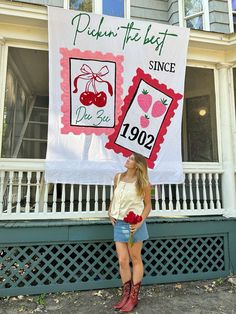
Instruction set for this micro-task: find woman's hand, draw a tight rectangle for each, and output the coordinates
[130,221,143,233]
[109,212,116,226]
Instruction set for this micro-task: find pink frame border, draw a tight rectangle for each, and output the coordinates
[105,68,183,169]
[60,48,124,135]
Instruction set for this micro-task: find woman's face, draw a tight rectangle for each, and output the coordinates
[125,154,137,170]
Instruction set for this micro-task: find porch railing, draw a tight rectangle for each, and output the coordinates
[0,161,225,220]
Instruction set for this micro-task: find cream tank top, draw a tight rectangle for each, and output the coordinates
[110,173,144,220]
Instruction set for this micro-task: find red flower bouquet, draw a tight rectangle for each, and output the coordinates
[123,211,143,246]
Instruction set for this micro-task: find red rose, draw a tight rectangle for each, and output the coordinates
[123,211,143,246]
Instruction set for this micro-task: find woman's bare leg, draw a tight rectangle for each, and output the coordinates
[128,241,143,284]
[115,242,132,283]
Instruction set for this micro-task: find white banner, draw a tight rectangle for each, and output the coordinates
[46,7,190,184]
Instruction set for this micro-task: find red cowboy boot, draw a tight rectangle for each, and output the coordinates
[119,281,141,312]
[113,280,131,310]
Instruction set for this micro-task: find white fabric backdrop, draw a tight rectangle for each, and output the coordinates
[46,7,189,184]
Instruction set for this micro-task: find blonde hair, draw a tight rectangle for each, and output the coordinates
[133,152,149,197]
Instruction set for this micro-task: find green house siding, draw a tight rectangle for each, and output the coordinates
[167,0,179,25]
[12,0,63,6]
[131,0,168,23]
[209,0,230,33]
[0,217,236,297]
[11,0,234,33]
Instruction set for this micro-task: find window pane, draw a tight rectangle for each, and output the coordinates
[185,0,203,16]
[2,47,48,159]
[70,0,92,11]
[18,141,47,159]
[233,14,236,32]
[103,0,124,17]
[186,15,203,30]
[2,68,20,157]
[233,0,236,11]
[24,122,48,140]
[182,67,218,162]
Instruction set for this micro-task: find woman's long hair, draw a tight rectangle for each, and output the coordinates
[133,152,149,197]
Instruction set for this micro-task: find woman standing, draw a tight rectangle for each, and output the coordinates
[108,153,152,312]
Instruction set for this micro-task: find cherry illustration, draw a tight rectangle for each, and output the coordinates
[73,65,112,107]
[80,91,95,106]
[94,91,107,107]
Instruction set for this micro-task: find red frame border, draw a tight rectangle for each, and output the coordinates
[105,68,183,168]
[60,48,124,135]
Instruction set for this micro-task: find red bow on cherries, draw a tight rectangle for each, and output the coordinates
[73,64,113,107]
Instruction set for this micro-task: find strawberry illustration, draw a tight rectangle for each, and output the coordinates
[151,98,168,117]
[140,114,150,128]
[137,90,152,113]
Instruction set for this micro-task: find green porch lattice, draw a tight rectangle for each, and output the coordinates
[0,235,227,296]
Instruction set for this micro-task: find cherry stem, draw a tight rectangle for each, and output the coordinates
[85,81,90,92]
[92,79,97,94]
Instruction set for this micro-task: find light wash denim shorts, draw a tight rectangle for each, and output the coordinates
[114,220,149,243]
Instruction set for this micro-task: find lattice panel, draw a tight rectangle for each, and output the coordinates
[0,236,225,295]
[143,236,225,276]
[0,242,119,289]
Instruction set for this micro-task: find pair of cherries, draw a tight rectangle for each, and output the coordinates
[80,91,107,107]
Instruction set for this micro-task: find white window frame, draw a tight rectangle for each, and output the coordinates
[64,0,130,18]
[182,63,222,165]
[180,0,210,31]
[228,0,236,33]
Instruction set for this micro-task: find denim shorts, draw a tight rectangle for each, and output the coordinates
[114,220,149,243]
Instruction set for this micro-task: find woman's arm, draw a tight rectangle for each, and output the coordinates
[108,173,119,225]
[130,184,152,233]
[141,184,152,220]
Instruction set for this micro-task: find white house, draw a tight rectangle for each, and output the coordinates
[0,0,236,297]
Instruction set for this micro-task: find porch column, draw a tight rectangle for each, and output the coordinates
[0,38,8,156]
[217,63,236,217]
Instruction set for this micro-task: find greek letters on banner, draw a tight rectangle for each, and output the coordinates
[46,7,190,185]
